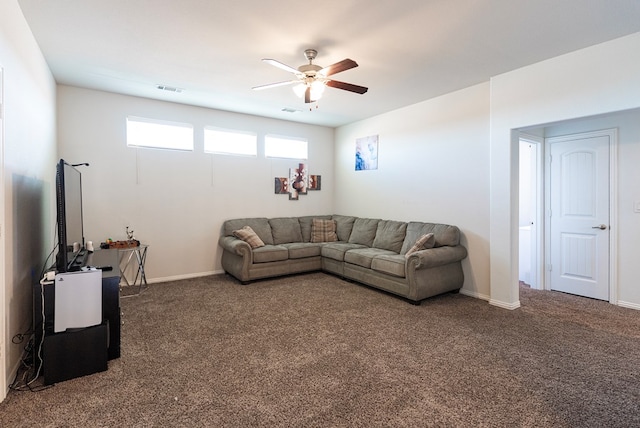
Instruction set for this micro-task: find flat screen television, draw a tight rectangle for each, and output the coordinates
[56,159,86,272]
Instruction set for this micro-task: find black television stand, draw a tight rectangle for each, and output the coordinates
[33,249,121,384]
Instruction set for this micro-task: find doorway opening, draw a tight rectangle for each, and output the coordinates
[517,127,617,303]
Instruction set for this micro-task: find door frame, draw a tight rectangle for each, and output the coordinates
[543,128,618,303]
[519,134,544,290]
[0,66,6,399]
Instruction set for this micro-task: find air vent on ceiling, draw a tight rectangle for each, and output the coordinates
[157,85,184,93]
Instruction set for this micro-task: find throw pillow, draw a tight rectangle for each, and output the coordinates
[233,226,265,249]
[404,233,435,258]
[310,218,338,243]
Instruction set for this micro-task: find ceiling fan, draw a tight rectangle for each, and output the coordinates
[252,49,368,104]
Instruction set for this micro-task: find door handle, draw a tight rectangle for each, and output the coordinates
[591,224,608,230]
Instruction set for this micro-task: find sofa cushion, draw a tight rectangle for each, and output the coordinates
[252,245,289,263]
[371,254,406,278]
[348,218,380,247]
[345,248,396,269]
[269,217,303,244]
[224,218,274,245]
[332,215,356,241]
[283,242,323,259]
[405,233,435,258]
[299,215,332,242]
[321,242,367,262]
[232,226,265,249]
[400,222,460,254]
[310,218,338,243]
[372,220,407,253]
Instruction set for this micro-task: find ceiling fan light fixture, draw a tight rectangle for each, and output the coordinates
[310,80,326,100]
[293,80,326,101]
[293,83,307,98]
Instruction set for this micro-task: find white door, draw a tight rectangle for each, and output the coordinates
[547,132,611,300]
[519,139,540,289]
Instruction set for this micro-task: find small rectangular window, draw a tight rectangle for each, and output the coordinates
[204,127,257,156]
[265,135,308,159]
[126,116,193,151]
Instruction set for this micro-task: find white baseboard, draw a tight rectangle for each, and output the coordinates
[460,289,522,311]
[461,288,520,310]
[488,299,521,310]
[459,289,490,301]
[3,361,18,402]
[4,337,34,402]
[144,269,225,285]
[617,300,640,311]
[460,289,522,310]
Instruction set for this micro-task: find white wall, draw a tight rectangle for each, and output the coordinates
[0,0,57,399]
[543,109,640,309]
[57,86,335,282]
[490,32,640,308]
[334,83,491,299]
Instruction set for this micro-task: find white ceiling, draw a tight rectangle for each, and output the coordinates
[18,0,640,128]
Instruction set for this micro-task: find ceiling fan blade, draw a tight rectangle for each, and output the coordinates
[262,58,301,75]
[319,59,358,76]
[252,80,297,91]
[326,80,368,94]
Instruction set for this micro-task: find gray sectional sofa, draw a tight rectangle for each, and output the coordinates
[218,215,467,304]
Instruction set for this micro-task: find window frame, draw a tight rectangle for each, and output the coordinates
[264,134,308,160]
[126,116,194,151]
[203,126,258,157]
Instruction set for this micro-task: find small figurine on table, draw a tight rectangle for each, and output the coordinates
[126,226,135,241]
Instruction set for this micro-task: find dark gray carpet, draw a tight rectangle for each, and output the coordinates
[1,273,639,427]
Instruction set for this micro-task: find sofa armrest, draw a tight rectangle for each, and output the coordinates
[219,236,252,259]
[407,245,467,270]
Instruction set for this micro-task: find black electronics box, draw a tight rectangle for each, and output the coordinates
[43,321,109,385]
